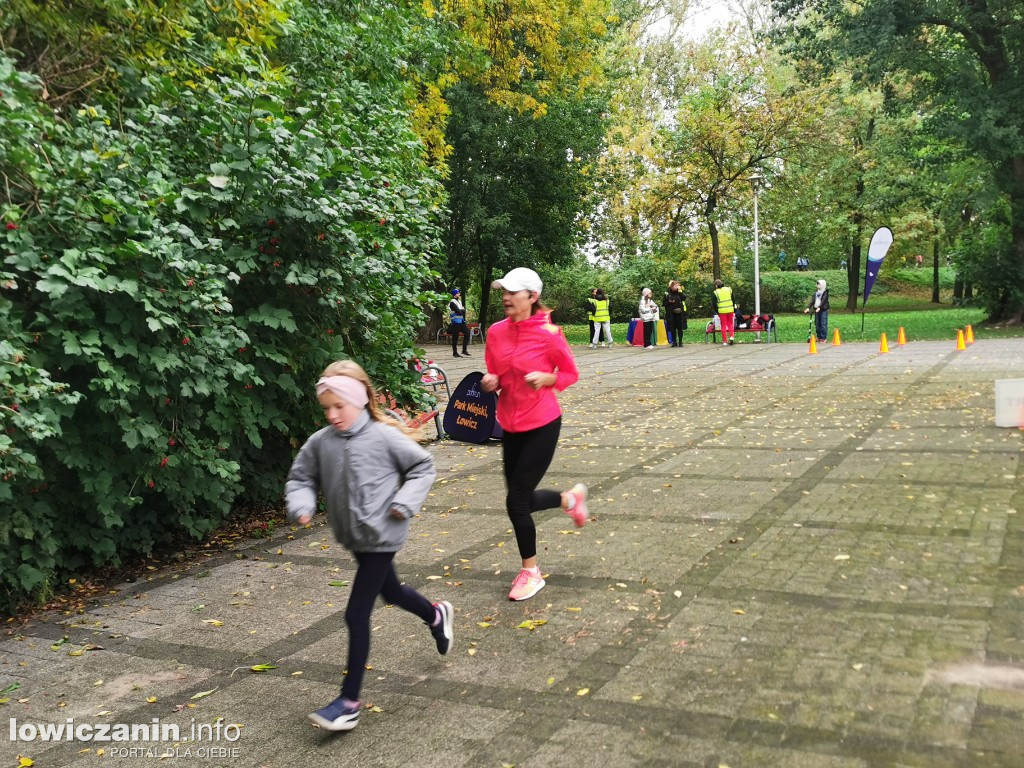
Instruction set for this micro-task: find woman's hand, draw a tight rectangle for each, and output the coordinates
[481,373,500,392]
[524,371,555,390]
[297,514,312,525]
[803,308,810,314]
[390,507,406,520]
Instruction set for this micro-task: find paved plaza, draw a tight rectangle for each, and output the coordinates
[3,338,1023,768]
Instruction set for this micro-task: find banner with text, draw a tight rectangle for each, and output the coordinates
[442,372,499,444]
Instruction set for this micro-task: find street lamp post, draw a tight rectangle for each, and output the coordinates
[748,175,763,340]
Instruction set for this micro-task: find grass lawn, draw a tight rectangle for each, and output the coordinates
[563,306,1024,346]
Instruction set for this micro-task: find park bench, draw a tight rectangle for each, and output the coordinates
[704,313,777,343]
[436,323,483,345]
[380,360,450,440]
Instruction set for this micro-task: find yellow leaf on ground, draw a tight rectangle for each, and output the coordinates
[576,688,590,696]
[146,697,157,703]
[516,619,548,631]
[202,619,224,627]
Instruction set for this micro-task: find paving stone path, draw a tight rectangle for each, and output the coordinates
[3,338,1023,768]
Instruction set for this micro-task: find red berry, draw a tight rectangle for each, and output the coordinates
[273,261,281,267]
[373,241,380,249]
[379,218,386,226]
[168,438,176,446]
[10,403,18,411]
[270,237,279,245]
[327,329,334,335]
[383,181,390,188]
[187,280,194,287]
[266,218,276,227]
[159,457,168,468]
[5,222,17,230]
[147,481,155,488]
[182,338,190,345]
[238,347,247,353]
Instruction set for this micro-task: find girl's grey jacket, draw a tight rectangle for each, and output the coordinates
[285,410,436,553]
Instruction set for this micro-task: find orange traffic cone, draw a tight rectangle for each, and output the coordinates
[832,328,841,346]
[955,329,966,350]
[808,336,818,354]
[965,324,975,344]
[879,333,890,353]
[897,326,907,345]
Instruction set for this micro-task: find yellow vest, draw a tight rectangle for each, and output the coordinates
[586,300,596,322]
[592,299,610,323]
[714,286,734,314]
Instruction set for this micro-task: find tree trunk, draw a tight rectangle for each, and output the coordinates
[1000,155,1024,323]
[953,276,964,305]
[478,248,497,329]
[709,218,721,280]
[931,239,940,303]
[706,193,721,280]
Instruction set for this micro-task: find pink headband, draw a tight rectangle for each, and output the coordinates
[316,375,369,408]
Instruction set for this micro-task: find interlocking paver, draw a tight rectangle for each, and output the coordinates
[3,338,1022,768]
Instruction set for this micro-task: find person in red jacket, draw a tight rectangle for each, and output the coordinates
[482,267,589,601]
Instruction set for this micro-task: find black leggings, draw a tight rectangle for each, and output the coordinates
[341,551,434,701]
[450,323,469,353]
[502,417,562,559]
[667,313,685,344]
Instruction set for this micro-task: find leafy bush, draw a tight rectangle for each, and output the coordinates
[0,0,445,612]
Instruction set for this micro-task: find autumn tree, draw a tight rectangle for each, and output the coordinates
[771,0,1024,322]
[648,32,821,279]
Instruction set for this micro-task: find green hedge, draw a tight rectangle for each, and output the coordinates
[0,2,444,614]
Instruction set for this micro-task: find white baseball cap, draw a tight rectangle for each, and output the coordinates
[492,267,543,295]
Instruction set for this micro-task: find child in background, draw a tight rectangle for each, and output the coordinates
[286,360,453,732]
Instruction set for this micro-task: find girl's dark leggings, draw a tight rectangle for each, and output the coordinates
[502,417,562,559]
[341,551,434,701]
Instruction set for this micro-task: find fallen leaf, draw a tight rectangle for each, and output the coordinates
[146,697,157,704]
[190,688,217,700]
[327,581,348,587]
[249,664,278,672]
[202,619,224,627]
[576,688,590,696]
[834,554,850,561]
[732,609,746,615]
[516,619,548,631]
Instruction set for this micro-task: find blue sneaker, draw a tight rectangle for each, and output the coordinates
[308,696,360,731]
[429,601,454,655]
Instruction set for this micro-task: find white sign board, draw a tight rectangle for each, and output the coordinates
[995,379,1024,428]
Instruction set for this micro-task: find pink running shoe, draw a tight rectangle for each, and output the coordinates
[508,569,545,601]
[565,483,589,527]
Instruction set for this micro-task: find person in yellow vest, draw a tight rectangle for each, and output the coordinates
[585,289,606,348]
[663,280,687,347]
[590,289,612,348]
[712,279,735,346]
